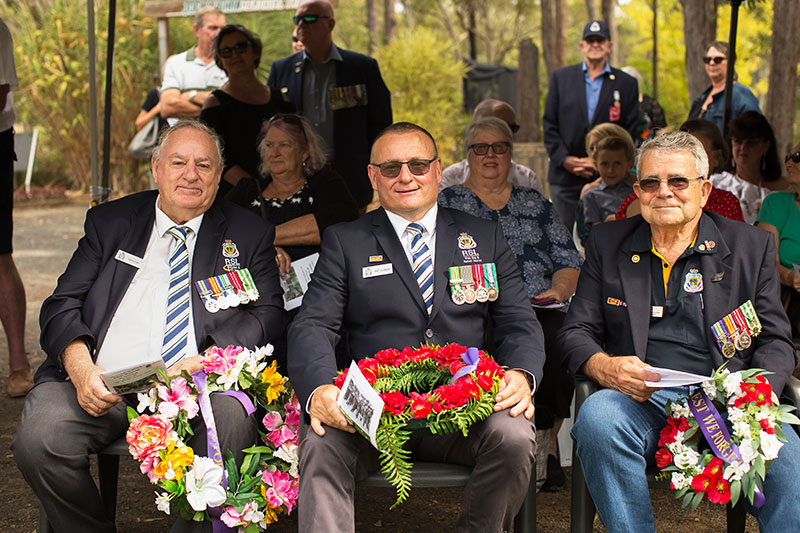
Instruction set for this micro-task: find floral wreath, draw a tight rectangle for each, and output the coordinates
[334,343,505,508]
[656,365,799,510]
[126,345,300,531]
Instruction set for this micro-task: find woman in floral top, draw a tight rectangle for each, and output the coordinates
[439,116,582,491]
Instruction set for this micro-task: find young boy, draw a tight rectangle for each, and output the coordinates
[581,135,635,226]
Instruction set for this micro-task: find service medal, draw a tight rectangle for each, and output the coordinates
[721,342,736,358]
[464,287,477,304]
[238,291,250,305]
[204,298,219,313]
[736,333,752,350]
[452,289,466,305]
[476,286,489,303]
[488,287,499,301]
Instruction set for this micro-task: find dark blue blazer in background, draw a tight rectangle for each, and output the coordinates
[267,48,393,208]
[543,64,639,187]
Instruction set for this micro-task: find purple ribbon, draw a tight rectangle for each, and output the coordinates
[449,347,480,384]
[219,390,256,416]
[689,389,765,508]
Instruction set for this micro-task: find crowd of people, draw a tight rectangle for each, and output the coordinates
[5,1,800,532]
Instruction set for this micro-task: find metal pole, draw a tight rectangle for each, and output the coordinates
[100,0,117,204]
[722,0,743,139]
[652,0,658,100]
[88,0,99,206]
[158,18,169,73]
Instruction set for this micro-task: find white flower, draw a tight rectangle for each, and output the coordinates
[760,432,784,461]
[185,456,227,511]
[275,442,299,478]
[252,344,274,360]
[242,502,266,528]
[215,363,243,391]
[727,406,746,423]
[670,402,691,418]
[723,461,748,481]
[755,406,776,424]
[701,379,718,398]
[738,438,758,464]
[154,492,171,515]
[734,420,752,439]
[671,472,691,490]
[137,388,158,413]
[674,449,701,470]
[723,372,742,396]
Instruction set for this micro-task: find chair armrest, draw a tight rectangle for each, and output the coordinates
[783,376,800,410]
[573,376,598,420]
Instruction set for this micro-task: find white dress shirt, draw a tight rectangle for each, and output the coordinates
[95,198,204,371]
[383,204,438,273]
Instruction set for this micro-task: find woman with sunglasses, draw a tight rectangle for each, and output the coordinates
[756,143,800,336]
[201,24,294,197]
[439,116,582,492]
[687,41,760,134]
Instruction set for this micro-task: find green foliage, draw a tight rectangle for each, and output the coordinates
[375,27,469,167]
[375,417,414,509]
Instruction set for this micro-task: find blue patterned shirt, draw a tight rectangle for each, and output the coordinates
[439,185,582,297]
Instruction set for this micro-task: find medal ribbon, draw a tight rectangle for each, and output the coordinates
[448,266,462,287]
[741,300,762,333]
[208,276,223,298]
[731,308,750,335]
[472,264,485,291]
[227,271,245,294]
[711,321,728,350]
[722,314,738,340]
[461,266,474,288]
[239,268,257,293]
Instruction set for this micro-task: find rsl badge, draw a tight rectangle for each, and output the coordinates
[222,240,240,258]
[457,233,477,250]
[683,269,703,293]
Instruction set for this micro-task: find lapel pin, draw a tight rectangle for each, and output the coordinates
[631,254,640,264]
[712,272,725,282]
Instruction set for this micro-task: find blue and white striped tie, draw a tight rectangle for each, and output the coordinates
[162,226,191,366]
[407,222,434,315]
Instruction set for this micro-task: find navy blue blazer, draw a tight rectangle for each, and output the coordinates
[543,63,639,187]
[557,212,796,397]
[267,48,392,208]
[287,207,545,408]
[36,191,285,384]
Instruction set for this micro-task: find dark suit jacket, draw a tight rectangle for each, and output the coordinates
[557,212,796,396]
[267,47,392,208]
[543,63,639,187]
[287,207,545,408]
[36,190,285,384]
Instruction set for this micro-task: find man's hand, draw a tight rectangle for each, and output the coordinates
[309,384,356,437]
[793,270,800,293]
[275,246,292,276]
[562,156,596,180]
[62,339,121,417]
[167,355,205,376]
[582,353,661,402]
[494,369,534,419]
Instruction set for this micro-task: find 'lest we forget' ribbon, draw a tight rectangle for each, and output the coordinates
[688,389,765,508]
[449,347,480,384]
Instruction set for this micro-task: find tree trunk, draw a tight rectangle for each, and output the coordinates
[517,39,540,142]
[466,0,477,60]
[766,0,800,156]
[383,0,396,45]
[555,0,567,69]
[601,0,617,66]
[652,0,658,100]
[585,0,599,20]
[680,0,718,102]
[540,0,556,76]
[366,0,378,55]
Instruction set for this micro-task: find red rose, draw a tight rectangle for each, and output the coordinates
[658,424,678,446]
[655,448,674,468]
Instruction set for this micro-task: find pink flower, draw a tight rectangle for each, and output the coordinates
[126,415,173,460]
[284,396,301,428]
[263,411,297,448]
[220,505,244,528]
[157,377,199,419]
[261,469,299,514]
[202,345,242,375]
[140,453,160,482]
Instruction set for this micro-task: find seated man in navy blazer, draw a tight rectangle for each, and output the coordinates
[288,122,545,532]
[13,120,284,531]
[558,132,800,531]
[267,0,392,209]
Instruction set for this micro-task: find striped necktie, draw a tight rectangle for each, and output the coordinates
[407,222,434,315]
[162,226,191,366]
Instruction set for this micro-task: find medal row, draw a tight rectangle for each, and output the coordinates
[448,263,499,305]
[194,268,260,314]
[711,300,762,358]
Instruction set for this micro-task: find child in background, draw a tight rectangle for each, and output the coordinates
[582,135,635,225]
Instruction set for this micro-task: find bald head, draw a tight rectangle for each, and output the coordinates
[298,0,334,18]
[295,0,335,61]
[473,99,518,135]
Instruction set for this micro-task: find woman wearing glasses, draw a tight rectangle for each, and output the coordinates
[439,116,582,492]
[687,41,760,134]
[756,143,800,336]
[201,24,294,197]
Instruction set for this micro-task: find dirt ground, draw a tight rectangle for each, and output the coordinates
[0,199,759,532]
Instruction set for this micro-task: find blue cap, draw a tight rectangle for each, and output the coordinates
[583,20,610,40]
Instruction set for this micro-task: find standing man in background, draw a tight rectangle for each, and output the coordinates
[543,20,639,235]
[0,17,33,398]
[268,0,392,210]
[160,5,228,126]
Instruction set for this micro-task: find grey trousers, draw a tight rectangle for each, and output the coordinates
[13,380,257,533]
[298,409,536,533]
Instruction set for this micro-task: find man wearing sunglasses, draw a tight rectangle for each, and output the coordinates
[558,131,800,532]
[288,122,544,532]
[543,19,639,236]
[160,5,228,126]
[268,0,392,210]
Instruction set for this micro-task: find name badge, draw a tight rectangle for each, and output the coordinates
[651,306,664,318]
[362,264,393,278]
[115,249,143,268]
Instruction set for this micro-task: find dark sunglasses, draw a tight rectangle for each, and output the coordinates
[637,176,703,193]
[786,152,800,164]
[218,40,249,59]
[469,142,511,156]
[703,56,726,65]
[292,36,300,43]
[293,14,330,25]
[371,158,437,178]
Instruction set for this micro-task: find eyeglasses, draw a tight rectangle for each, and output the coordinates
[469,142,511,156]
[703,56,726,65]
[218,40,249,59]
[637,176,704,193]
[786,152,800,164]
[371,158,437,178]
[293,14,330,25]
[292,36,300,43]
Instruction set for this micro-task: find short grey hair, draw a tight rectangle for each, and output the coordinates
[152,119,224,171]
[195,5,223,28]
[463,117,513,156]
[635,131,709,180]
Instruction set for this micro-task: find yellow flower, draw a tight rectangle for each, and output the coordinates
[153,445,194,481]
[263,504,280,524]
[261,360,286,404]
